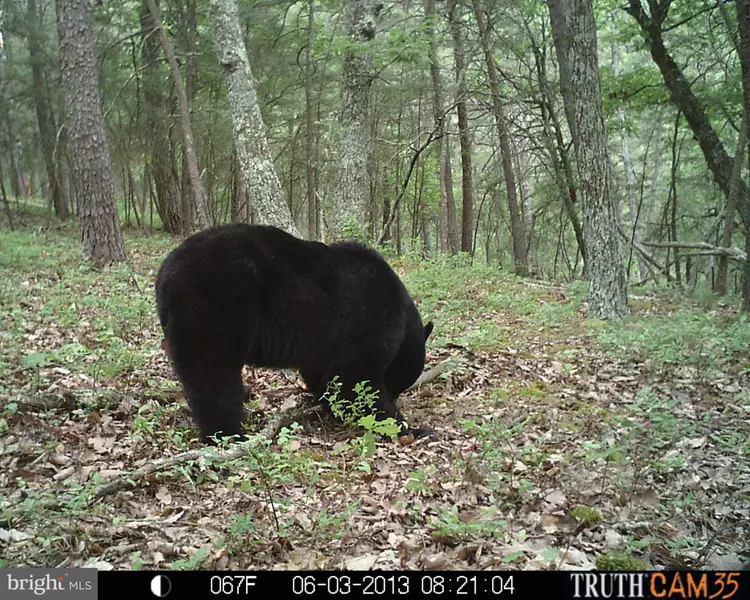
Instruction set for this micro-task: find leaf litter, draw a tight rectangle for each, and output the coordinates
[0,233,748,571]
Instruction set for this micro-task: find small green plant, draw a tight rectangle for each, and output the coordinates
[459,415,537,503]
[311,503,359,540]
[170,547,210,570]
[570,505,601,527]
[405,468,434,493]
[325,376,401,446]
[430,505,507,542]
[596,551,645,571]
[224,512,261,554]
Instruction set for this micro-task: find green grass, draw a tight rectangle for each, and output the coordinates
[596,309,750,373]
[0,226,173,393]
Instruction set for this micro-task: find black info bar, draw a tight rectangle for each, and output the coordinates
[103,569,749,599]
[2,569,748,599]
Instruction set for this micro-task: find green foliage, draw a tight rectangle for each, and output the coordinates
[430,505,507,542]
[0,228,171,395]
[405,467,435,493]
[459,415,544,505]
[570,505,601,527]
[325,377,401,440]
[595,552,645,571]
[596,310,750,373]
[170,547,210,571]
[323,377,401,473]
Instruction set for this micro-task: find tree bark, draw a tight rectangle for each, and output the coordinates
[473,0,528,274]
[6,127,26,199]
[547,0,627,318]
[329,0,381,241]
[305,0,317,240]
[534,41,586,267]
[146,0,211,230]
[449,0,474,254]
[610,28,649,280]
[178,0,199,233]
[140,0,183,234]
[645,109,664,242]
[736,0,750,310]
[28,0,69,220]
[57,0,126,265]
[424,0,458,253]
[0,160,14,229]
[209,0,300,236]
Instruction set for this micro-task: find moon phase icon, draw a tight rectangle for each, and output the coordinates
[150,575,172,597]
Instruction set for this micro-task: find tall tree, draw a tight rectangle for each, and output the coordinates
[736,0,750,311]
[425,0,459,253]
[305,0,317,240]
[547,0,628,318]
[473,0,528,275]
[625,1,749,221]
[57,0,125,264]
[28,0,69,219]
[139,0,183,234]
[610,23,649,280]
[330,0,381,240]
[146,0,211,230]
[449,0,474,254]
[209,0,301,237]
[627,0,750,308]
[178,0,199,231]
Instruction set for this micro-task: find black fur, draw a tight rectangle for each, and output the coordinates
[155,224,434,443]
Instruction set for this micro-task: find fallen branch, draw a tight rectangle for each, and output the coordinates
[91,403,325,502]
[3,392,78,412]
[616,225,667,275]
[92,445,248,500]
[90,360,454,502]
[641,240,746,261]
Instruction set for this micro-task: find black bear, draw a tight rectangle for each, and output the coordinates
[155,223,434,444]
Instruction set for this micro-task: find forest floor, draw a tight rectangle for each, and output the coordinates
[1,212,749,572]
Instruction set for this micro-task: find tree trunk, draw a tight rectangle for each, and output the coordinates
[140,0,183,234]
[547,0,627,318]
[449,0,474,253]
[57,0,126,265]
[534,40,586,267]
[473,0,528,274]
[178,0,199,233]
[209,0,300,236]
[424,0,459,254]
[305,0,316,240]
[28,0,69,220]
[736,0,750,310]
[516,149,534,259]
[329,0,381,241]
[0,160,14,229]
[146,0,211,230]
[716,113,748,296]
[7,128,25,199]
[668,112,681,283]
[611,30,648,280]
[645,109,664,242]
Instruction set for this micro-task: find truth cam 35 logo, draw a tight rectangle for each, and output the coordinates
[571,572,742,600]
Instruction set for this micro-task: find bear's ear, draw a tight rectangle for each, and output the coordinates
[424,321,434,341]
